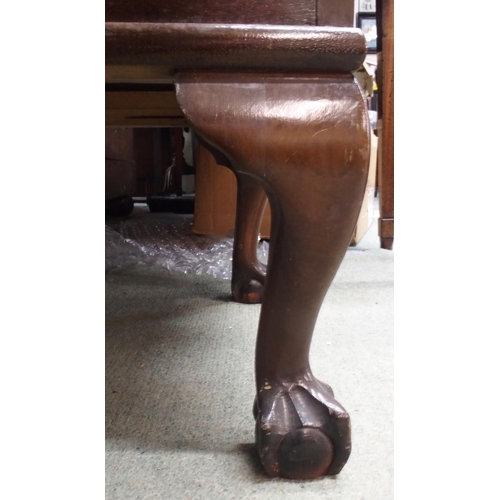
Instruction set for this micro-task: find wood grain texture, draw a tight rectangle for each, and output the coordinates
[105,90,187,126]
[317,0,355,27]
[105,23,366,84]
[106,0,316,25]
[176,71,370,478]
[377,0,394,249]
[105,1,374,478]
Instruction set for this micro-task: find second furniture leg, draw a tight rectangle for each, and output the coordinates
[232,172,268,303]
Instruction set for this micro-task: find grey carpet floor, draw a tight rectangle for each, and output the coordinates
[106,211,393,500]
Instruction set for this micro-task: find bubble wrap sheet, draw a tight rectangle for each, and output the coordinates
[105,209,268,279]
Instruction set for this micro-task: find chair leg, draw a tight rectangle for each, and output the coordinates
[175,71,370,479]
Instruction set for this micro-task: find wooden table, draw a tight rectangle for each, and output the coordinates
[106,0,371,480]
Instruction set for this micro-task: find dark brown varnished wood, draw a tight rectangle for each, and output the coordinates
[317,0,355,27]
[175,71,370,478]
[231,172,268,304]
[106,0,316,25]
[105,23,366,83]
[132,128,174,197]
[105,9,371,479]
[193,141,268,304]
[377,0,394,249]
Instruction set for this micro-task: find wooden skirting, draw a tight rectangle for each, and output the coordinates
[106,90,187,127]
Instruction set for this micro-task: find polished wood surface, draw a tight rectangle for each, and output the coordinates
[231,172,268,304]
[106,2,371,480]
[106,0,316,24]
[195,141,269,304]
[176,71,370,478]
[106,0,356,26]
[106,23,365,84]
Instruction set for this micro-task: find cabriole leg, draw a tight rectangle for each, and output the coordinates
[232,172,268,303]
[175,72,370,479]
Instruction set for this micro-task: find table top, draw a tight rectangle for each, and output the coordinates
[106,23,366,84]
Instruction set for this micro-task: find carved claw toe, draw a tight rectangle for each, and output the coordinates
[254,376,351,479]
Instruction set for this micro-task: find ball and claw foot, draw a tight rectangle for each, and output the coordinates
[231,265,266,304]
[232,278,265,304]
[253,375,351,479]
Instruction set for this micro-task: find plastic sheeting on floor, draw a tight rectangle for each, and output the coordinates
[105,207,268,279]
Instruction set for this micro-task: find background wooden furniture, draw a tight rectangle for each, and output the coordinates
[105,128,136,217]
[376,0,394,249]
[105,127,198,214]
